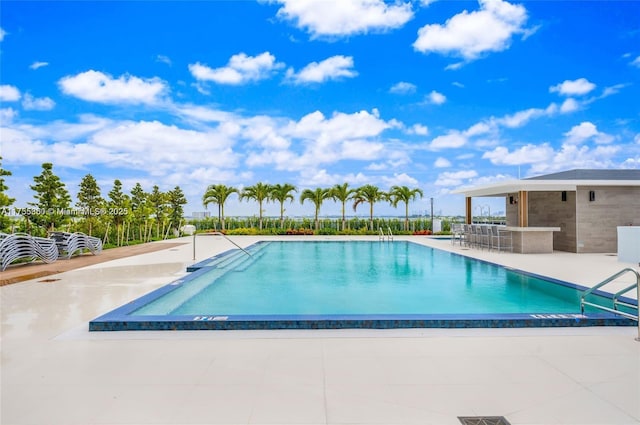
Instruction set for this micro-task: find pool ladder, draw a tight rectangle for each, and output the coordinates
[580,267,639,341]
[379,226,393,242]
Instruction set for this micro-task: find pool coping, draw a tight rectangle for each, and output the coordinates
[89,240,637,331]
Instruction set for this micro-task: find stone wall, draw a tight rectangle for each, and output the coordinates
[575,186,640,253]
[528,191,577,252]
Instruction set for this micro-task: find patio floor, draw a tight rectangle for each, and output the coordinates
[1,235,638,425]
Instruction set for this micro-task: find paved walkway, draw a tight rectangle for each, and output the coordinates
[0,241,187,286]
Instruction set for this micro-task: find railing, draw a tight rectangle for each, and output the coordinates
[378,227,393,241]
[192,231,253,261]
[580,268,639,341]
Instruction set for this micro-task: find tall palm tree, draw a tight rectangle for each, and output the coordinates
[330,183,356,231]
[269,183,297,228]
[300,187,330,230]
[240,182,272,230]
[202,184,238,231]
[353,184,387,230]
[389,185,424,231]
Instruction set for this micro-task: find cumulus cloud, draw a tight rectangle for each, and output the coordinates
[429,131,467,149]
[58,70,167,104]
[29,61,49,70]
[0,85,21,101]
[549,78,596,96]
[413,0,529,63]
[482,144,554,165]
[435,170,478,186]
[0,107,18,124]
[529,144,620,174]
[245,109,392,172]
[0,27,6,42]
[389,81,417,94]
[381,172,418,187]
[22,93,56,111]
[425,90,446,105]
[559,98,580,113]
[286,55,357,84]
[564,122,614,145]
[408,124,429,135]
[270,0,413,38]
[630,56,640,68]
[434,157,451,168]
[3,119,241,177]
[189,52,284,85]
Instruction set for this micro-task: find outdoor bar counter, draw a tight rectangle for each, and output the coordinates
[504,226,561,254]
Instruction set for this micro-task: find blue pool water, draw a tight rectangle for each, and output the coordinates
[90,241,636,330]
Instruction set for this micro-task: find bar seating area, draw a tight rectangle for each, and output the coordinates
[451,223,513,252]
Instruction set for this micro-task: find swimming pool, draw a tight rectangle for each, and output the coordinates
[90,241,636,331]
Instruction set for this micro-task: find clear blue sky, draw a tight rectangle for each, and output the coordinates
[1,0,639,217]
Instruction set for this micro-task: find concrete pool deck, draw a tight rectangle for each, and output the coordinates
[1,235,639,424]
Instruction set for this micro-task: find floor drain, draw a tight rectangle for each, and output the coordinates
[458,417,511,425]
[38,278,61,283]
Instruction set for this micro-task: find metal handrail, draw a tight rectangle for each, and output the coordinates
[192,231,253,261]
[580,267,639,341]
[387,226,394,241]
[378,227,385,241]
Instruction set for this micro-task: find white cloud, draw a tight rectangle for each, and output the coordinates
[0,107,18,124]
[29,61,49,70]
[413,0,529,63]
[22,94,56,111]
[0,27,6,42]
[246,109,392,172]
[389,81,417,94]
[381,172,418,187]
[635,134,640,144]
[452,81,464,88]
[549,78,596,96]
[156,55,172,66]
[630,56,640,68]
[496,107,545,128]
[188,52,284,85]
[560,98,580,113]
[429,131,467,149]
[425,90,446,105]
[58,70,167,104]
[564,122,614,145]
[435,170,478,186]
[529,144,620,175]
[482,144,554,165]
[0,85,21,101]
[286,55,357,84]
[270,0,414,38]
[434,157,451,168]
[408,124,429,135]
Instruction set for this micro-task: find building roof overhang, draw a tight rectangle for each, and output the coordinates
[452,179,640,198]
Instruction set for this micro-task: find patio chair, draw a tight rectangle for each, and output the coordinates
[50,231,103,259]
[0,232,58,271]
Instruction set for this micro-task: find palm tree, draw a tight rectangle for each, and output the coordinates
[300,187,331,230]
[330,183,356,231]
[240,182,272,230]
[353,184,387,230]
[202,184,238,231]
[269,183,297,228]
[389,185,424,231]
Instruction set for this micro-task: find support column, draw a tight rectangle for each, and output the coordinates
[518,190,528,227]
[465,197,472,224]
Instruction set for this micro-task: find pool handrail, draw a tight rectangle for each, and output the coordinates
[580,267,639,341]
[192,231,253,261]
